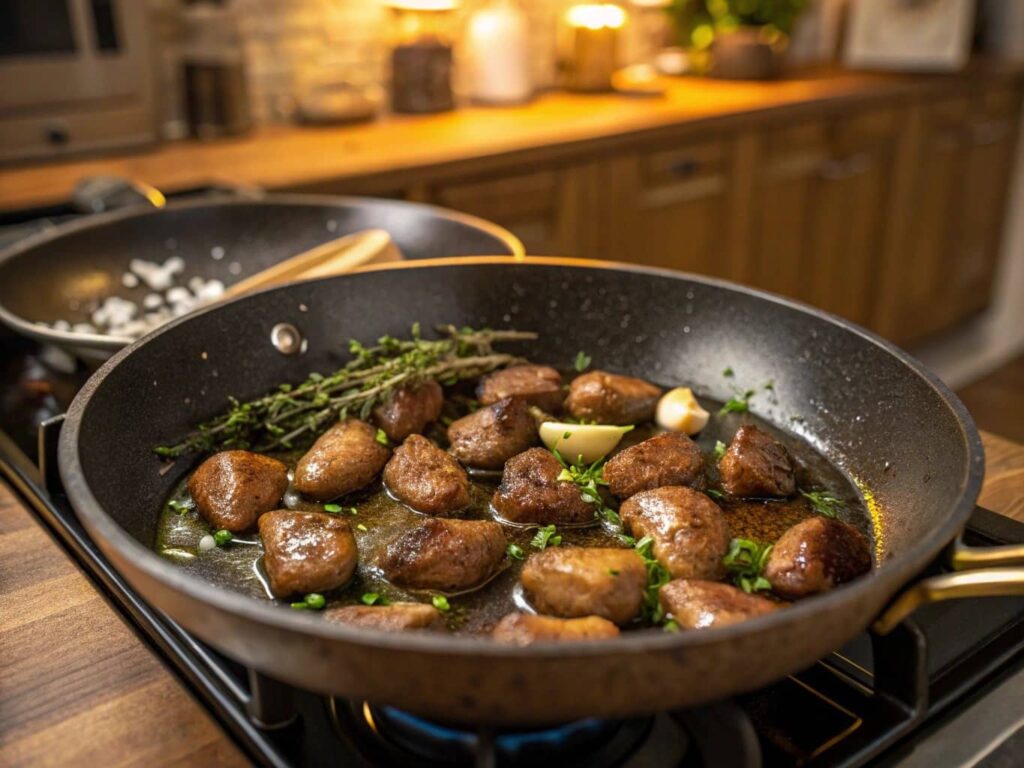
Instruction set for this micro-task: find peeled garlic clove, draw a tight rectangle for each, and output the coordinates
[539,422,633,464]
[656,387,710,435]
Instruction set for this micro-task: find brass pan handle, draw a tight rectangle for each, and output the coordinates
[872,537,1024,635]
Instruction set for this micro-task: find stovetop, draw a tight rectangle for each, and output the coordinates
[2,196,1024,767]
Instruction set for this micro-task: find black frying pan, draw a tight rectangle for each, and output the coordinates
[56,257,1024,725]
[0,194,522,360]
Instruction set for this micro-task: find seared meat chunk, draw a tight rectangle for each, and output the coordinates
[620,486,731,580]
[477,365,564,412]
[719,425,796,498]
[293,419,390,502]
[188,450,288,533]
[258,511,358,598]
[372,381,444,443]
[660,579,778,630]
[447,397,538,470]
[521,547,646,625]
[604,432,704,498]
[492,613,619,645]
[565,370,662,425]
[324,603,444,632]
[383,435,470,516]
[765,516,871,599]
[381,518,506,592]
[491,448,593,525]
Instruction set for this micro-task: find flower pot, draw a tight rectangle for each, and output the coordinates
[710,26,781,80]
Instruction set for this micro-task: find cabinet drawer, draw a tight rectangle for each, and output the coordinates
[636,138,728,203]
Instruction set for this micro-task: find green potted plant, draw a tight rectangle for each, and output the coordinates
[666,0,809,79]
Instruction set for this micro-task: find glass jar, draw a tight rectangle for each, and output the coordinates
[386,1,458,114]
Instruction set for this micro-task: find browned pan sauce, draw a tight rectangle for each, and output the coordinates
[155,385,870,636]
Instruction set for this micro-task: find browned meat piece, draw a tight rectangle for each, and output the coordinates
[492,613,619,645]
[604,432,705,499]
[383,435,470,516]
[381,518,506,592]
[719,425,796,498]
[521,547,646,625]
[293,419,390,502]
[258,511,358,598]
[659,579,778,630]
[372,381,444,443]
[491,448,593,525]
[620,486,731,580]
[187,450,288,533]
[447,397,538,470]
[765,516,872,599]
[324,603,444,632]
[565,370,662,425]
[477,365,564,412]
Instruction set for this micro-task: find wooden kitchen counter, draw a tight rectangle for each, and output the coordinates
[2,63,1021,212]
[1,430,1023,766]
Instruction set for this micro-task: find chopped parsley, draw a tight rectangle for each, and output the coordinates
[507,543,525,560]
[213,529,233,547]
[801,490,843,519]
[705,488,725,501]
[531,524,562,550]
[291,593,326,610]
[634,536,672,624]
[722,538,773,594]
[432,595,451,612]
[167,499,190,515]
[573,351,592,372]
[722,366,734,377]
[719,389,755,416]
[361,592,389,606]
[552,448,622,531]
[712,440,727,462]
[375,428,390,446]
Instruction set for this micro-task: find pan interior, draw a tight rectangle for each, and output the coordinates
[72,261,977,606]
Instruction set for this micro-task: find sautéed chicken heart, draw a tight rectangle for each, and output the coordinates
[155,331,873,641]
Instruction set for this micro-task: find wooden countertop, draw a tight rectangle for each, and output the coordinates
[1,430,1023,765]
[3,64,1022,212]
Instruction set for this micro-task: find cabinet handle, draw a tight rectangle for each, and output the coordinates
[667,158,701,177]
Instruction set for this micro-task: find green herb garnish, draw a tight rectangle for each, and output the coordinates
[722,538,773,594]
[723,366,734,377]
[801,490,843,519]
[154,325,535,457]
[608,568,620,576]
[712,440,727,462]
[291,593,326,610]
[531,524,562,550]
[663,619,680,633]
[507,543,525,560]
[573,351,592,372]
[167,499,190,515]
[375,428,390,446]
[634,536,672,624]
[213,529,233,547]
[719,389,755,416]
[551,448,623,531]
[356,523,368,532]
[432,595,451,612]
[361,592,389,606]
[705,488,725,500]
[323,503,341,513]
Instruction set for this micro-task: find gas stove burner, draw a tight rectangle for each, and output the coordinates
[329,699,656,767]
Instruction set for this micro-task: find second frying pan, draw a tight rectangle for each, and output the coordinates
[57,258,1024,725]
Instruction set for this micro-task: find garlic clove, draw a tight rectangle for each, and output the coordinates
[656,387,710,435]
[538,421,633,464]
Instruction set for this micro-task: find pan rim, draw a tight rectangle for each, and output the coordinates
[57,256,985,659]
[0,193,525,352]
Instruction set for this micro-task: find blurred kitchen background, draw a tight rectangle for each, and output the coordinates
[1,0,1023,439]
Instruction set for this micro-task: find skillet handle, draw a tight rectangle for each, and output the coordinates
[871,537,1024,635]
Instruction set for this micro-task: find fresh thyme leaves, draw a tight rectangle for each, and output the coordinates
[167,499,190,515]
[719,389,755,416]
[705,488,725,500]
[290,593,326,610]
[507,543,525,560]
[361,592,389,606]
[722,366,734,377]
[573,351,592,372]
[213,529,233,546]
[712,440,727,462]
[531,524,562,550]
[551,448,621,529]
[432,595,452,612]
[722,538,773,594]
[153,325,535,457]
[801,490,843,519]
[634,536,672,624]
[356,523,368,532]
[375,428,390,446]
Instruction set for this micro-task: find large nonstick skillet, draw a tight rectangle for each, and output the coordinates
[57,257,1024,725]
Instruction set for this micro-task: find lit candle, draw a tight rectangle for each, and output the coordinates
[559,3,627,92]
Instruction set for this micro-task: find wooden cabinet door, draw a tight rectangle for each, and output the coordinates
[429,164,599,257]
[602,135,746,280]
[748,109,900,328]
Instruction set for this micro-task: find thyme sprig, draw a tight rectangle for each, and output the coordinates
[801,490,843,519]
[722,538,773,594]
[155,325,535,457]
